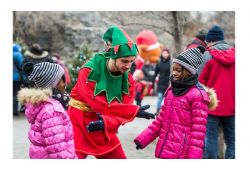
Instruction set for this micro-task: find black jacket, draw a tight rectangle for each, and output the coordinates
[153,57,171,93]
[142,64,155,82]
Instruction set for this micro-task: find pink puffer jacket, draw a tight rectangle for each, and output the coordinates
[135,85,210,159]
[25,99,76,159]
[18,88,76,159]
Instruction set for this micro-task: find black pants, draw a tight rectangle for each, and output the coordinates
[13,81,21,116]
[135,99,142,106]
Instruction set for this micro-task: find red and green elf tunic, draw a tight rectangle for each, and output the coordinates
[68,52,140,156]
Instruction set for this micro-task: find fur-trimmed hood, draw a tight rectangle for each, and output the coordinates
[24,50,49,59]
[200,84,218,110]
[18,88,54,124]
[18,88,52,105]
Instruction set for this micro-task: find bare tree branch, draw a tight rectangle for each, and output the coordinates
[148,11,173,23]
[122,22,174,36]
[125,11,151,17]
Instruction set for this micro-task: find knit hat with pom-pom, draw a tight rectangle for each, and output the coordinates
[173,46,205,75]
[23,62,64,88]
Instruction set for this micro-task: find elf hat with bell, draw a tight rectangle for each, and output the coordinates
[102,25,138,59]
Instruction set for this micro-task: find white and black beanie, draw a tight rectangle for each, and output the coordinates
[28,62,64,88]
[173,46,205,75]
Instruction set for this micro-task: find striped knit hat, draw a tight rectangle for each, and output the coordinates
[173,46,205,75]
[29,62,64,88]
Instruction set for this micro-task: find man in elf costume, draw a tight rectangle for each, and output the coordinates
[68,25,155,159]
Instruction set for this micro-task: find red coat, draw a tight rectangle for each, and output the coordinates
[68,68,140,155]
[199,42,235,116]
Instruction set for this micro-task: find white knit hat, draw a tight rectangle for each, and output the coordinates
[29,62,64,88]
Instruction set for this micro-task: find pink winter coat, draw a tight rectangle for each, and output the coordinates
[18,88,76,159]
[135,85,210,159]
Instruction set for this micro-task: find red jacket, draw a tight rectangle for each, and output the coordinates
[199,41,235,116]
[68,68,139,156]
[135,86,210,159]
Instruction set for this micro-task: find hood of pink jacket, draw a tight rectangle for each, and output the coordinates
[25,99,65,124]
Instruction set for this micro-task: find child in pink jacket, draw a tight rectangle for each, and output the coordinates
[134,46,217,159]
[18,62,76,159]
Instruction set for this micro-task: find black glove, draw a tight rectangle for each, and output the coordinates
[136,105,155,119]
[134,140,142,150]
[87,113,104,132]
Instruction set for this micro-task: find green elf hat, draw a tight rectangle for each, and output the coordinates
[103,25,138,59]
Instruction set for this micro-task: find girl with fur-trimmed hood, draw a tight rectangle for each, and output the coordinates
[134,46,218,159]
[17,62,76,159]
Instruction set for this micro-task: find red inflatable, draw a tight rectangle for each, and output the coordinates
[136,30,162,63]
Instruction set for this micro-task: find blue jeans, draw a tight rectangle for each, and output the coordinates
[204,115,235,159]
[156,92,164,111]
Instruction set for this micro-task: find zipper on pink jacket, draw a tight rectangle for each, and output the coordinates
[158,96,174,157]
[178,134,187,158]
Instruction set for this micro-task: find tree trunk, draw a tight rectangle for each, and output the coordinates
[13,11,17,40]
[172,11,183,57]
